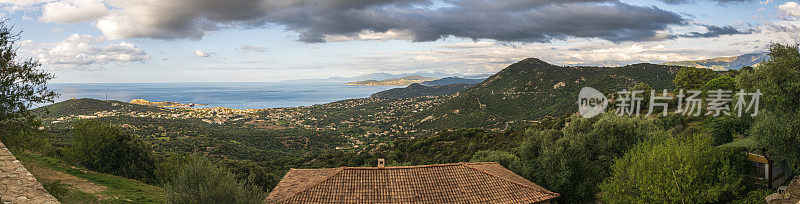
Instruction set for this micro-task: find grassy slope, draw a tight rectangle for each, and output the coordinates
[14,151,165,203]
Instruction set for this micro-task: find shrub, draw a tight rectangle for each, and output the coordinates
[164,156,265,204]
[470,150,519,168]
[600,134,745,203]
[708,115,752,146]
[513,114,662,203]
[66,121,156,183]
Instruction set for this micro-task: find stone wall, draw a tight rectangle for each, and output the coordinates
[0,142,59,204]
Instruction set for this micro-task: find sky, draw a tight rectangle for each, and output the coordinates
[1,0,800,83]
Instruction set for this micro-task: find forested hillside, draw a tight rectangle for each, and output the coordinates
[371,83,473,98]
[408,58,682,129]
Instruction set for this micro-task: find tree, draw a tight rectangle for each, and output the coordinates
[469,150,519,168]
[630,82,652,108]
[674,67,717,90]
[737,44,800,172]
[0,20,57,150]
[66,121,156,183]
[739,66,754,73]
[513,114,662,203]
[164,156,265,204]
[738,44,800,112]
[218,159,279,193]
[703,76,736,91]
[708,115,752,146]
[599,134,745,203]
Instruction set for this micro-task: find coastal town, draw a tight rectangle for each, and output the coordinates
[40,96,450,149]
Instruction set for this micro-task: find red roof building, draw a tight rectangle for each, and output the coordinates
[266,162,559,203]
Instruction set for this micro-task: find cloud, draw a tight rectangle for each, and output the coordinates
[779,2,800,18]
[239,44,267,52]
[0,0,50,11]
[31,33,149,67]
[39,0,108,23]
[87,0,686,43]
[659,0,754,4]
[680,25,754,38]
[0,0,49,5]
[195,49,210,57]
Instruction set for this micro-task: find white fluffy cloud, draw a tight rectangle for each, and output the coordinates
[39,0,108,23]
[32,34,149,67]
[195,50,210,57]
[779,2,800,18]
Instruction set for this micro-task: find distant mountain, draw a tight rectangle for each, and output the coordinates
[420,77,485,86]
[371,83,474,98]
[408,58,682,130]
[662,52,768,71]
[286,72,493,83]
[345,75,437,86]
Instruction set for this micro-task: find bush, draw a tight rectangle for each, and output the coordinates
[674,67,717,90]
[599,134,745,203]
[749,111,800,172]
[708,115,752,146]
[66,121,156,183]
[703,76,736,91]
[164,156,265,204]
[731,189,773,204]
[218,159,280,193]
[469,150,519,168]
[513,114,662,203]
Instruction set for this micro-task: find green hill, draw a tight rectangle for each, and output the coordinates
[34,98,166,119]
[420,77,484,86]
[371,83,473,98]
[662,52,767,70]
[408,58,682,129]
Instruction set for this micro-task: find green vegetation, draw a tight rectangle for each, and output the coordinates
[674,66,717,90]
[66,121,157,183]
[371,83,473,98]
[16,151,166,203]
[469,150,518,168]
[4,22,797,204]
[0,20,58,153]
[600,134,745,203]
[708,115,752,146]
[703,76,736,91]
[410,58,681,130]
[737,43,800,172]
[513,114,663,203]
[163,156,265,204]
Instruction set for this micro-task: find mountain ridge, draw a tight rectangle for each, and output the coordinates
[662,52,768,70]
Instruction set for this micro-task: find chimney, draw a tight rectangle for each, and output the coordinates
[378,158,385,168]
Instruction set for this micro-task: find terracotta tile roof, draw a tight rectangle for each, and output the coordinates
[266,162,559,203]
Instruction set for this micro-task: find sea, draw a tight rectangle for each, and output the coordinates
[44,82,402,109]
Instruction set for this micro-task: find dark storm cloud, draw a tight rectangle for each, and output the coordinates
[680,25,754,38]
[103,0,689,43]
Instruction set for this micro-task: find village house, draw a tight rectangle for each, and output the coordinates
[266,160,559,203]
[721,137,794,189]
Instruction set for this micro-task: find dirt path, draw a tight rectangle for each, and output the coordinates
[27,165,108,198]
